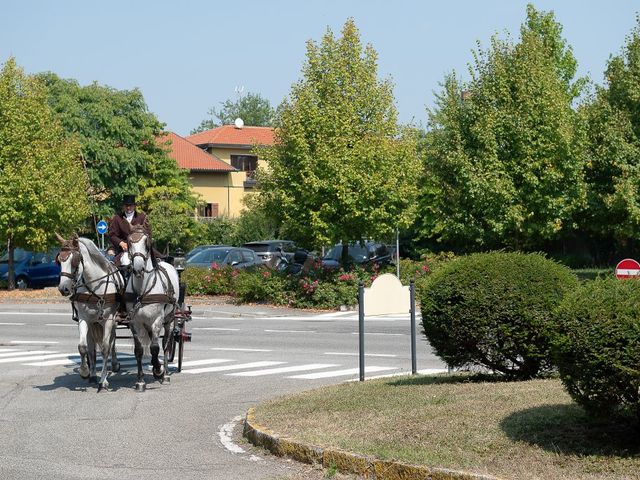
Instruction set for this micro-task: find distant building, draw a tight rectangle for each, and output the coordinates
[160,123,274,219]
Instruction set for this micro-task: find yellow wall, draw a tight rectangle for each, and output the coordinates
[190,146,265,218]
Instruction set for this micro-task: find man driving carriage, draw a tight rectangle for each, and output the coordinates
[108,194,149,266]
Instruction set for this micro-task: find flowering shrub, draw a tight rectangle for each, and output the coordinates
[181,257,439,309]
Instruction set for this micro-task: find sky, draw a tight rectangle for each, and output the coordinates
[2,1,639,137]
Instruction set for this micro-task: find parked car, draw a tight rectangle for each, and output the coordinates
[242,240,298,268]
[321,241,392,269]
[185,246,260,269]
[185,244,225,260]
[0,248,61,289]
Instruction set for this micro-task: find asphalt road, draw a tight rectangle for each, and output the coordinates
[0,301,446,479]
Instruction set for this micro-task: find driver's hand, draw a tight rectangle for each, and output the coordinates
[119,241,128,251]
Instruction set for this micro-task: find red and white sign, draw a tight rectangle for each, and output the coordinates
[615,258,640,279]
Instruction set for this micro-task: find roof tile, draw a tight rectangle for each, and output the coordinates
[158,132,235,172]
[187,124,274,147]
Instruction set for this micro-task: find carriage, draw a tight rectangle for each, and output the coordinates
[56,229,192,391]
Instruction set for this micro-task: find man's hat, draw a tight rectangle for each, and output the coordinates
[122,194,137,205]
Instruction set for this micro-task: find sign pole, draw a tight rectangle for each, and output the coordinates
[410,281,417,375]
[358,282,365,382]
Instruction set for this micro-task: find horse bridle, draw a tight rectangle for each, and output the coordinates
[128,229,151,266]
[56,247,82,285]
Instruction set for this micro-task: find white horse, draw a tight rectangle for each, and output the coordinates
[122,225,179,391]
[56,234,124,391]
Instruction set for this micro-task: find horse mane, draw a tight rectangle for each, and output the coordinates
[78,237,114,272]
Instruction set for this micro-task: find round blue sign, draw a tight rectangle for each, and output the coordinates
[96,220,108,234]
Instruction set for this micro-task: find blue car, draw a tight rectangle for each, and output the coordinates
[0,248,61,289]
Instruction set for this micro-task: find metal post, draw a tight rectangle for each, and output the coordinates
[396,228,400,278]
[410,281,417,374]
[358,282,365,381]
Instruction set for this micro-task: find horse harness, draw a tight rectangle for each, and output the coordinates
[57,245,123,322]
[126,229,177,323]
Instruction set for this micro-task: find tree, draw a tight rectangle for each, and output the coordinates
[0,58,90,289]
[191,92,275,134]
[258,19,421,263]
[37,73,198,250]
[581,17,640,256]
[418,5,586,251]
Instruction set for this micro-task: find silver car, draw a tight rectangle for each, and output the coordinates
[185,246,259,269]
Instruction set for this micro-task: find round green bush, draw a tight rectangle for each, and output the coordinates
[419,252,579,379]
[553,277,640,420]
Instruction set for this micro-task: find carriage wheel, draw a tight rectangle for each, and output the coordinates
[177,330,185,372]
[165,325,177,363]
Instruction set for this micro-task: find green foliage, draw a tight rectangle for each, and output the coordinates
[181,266,234,296]
[581,17,640,252]
[0,58,89,259]
[37,72,197,232]
[553,277,640,422]
[180,258,430,310]
[419,252,579,379]
[258,19,421,252]
[418,6,586,251]
[233,268,291,305]
[191,92,275,134]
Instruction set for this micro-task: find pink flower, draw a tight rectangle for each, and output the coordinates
[262,270,271,278]
[211,262,220,270]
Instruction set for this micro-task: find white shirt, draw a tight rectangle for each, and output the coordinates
[125,211,134,223]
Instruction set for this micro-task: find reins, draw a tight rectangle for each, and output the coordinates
[60,247,124,322]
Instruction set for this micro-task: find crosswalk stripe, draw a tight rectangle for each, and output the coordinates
[0,322,26,326]
[183,361,284,374]
[324,352,397,358]
[0,350,58,359]
[0,348,21,354]
[0,352,70,364]
[211,347,272,352]
[228,363,339,377]
[288,366,397,379]
[179,358,232,367]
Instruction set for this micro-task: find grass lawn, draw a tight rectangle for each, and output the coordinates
[254,375,640,480]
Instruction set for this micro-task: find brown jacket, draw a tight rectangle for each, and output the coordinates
[108,211,149,255]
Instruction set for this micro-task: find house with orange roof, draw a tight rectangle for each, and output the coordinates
[160,123,274,218]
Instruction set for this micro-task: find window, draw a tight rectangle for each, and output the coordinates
[230,155,257,174]
[198,203,219,218]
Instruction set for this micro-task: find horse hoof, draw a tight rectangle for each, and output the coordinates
[152,368,164,380]
[97,383,109,393]
[112,362,121,373]
[79,372,90,380]
[135,382,146,392]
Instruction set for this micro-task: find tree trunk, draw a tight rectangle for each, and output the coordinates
[7,235,15,291]
[341,241,349,268]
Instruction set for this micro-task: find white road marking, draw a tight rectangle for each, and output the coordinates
[288,366,397,379]
[10,340,59,344]
[218,415,261,462]
[179,358,233,367]
[0,322,26,326]
[192,327,240,331]
[324,351,397,358]
[0,312,69,316]
[0,352,74,363]
[351,332,405,336]
[184,361,285,374]
[228,364,339,377]
[0,348,20,353]
[211,347,272,352]
[264,329,315,333]
[0,350,57,358]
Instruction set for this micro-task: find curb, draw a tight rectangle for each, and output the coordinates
[243,407,502,480]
